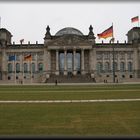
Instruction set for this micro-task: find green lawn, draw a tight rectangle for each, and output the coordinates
[0,84,140,136]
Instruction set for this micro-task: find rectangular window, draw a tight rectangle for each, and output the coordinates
[96,52,102,60]
[16,54,20,61]
[37,52,43,61]
[32,53,36,61]
[104,52,110,60]
[120,52,125,60]
[127,52,133,60]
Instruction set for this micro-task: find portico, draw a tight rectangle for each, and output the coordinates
[44,26,94,77]
[54,48,85,76]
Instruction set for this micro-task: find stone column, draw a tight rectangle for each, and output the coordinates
[92,47,96,74]
[64,48,67,75]
[124,51,129,79]
[89,48,94,72]
[45,50,51,79]
[134,48,138,78]
[125,52,128,71]
[1,48,7,80]
[102,52,105,72]
[73,48,77,75]
[117,52,120,79]
[81,49,85,75]
[118,53,120,71]
[20,53,23,80]
[47,51,51,72]
[55,50,59,75]
[110,52,112,72]
[35,53,38,72]
[43,48,47,72]
[89,47,96,81]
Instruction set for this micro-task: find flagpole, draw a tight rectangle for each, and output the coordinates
[0,16,1,28]
[138,15,139,27]
[112,22,115,83]
[31,60,32,84]
[22,57,24,85]
[28,60,29,84]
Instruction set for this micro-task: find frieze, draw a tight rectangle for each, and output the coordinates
[46,35,92,46]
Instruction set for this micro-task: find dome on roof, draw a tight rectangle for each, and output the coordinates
[0,28,11,34]
[55,27,83,36]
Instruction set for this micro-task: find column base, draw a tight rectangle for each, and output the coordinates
[91,73,95,78]
[2,72,7,80]
[73,70,77,75]
[46,74,50,79]
[64,71,67,75]
[81,70,85,75]
[55,71,59,75]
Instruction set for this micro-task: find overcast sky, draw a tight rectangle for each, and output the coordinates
[0,1,140,44]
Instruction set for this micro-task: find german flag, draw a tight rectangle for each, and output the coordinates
[97,25,113,39]
[131,16,139,23]
[24,54,32,61]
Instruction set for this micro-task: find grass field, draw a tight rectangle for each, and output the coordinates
[0,84,140,136]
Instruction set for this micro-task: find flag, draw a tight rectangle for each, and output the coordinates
[24,54,32,61]
[9,55,16,61]
[20,39,24,43]
[131,16,139,23]
[97,25,113,39]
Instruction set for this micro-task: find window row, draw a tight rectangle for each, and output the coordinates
[7,53,43,61]
[96,52,133,60]
[8,63,43,73]
[96,62,133,73]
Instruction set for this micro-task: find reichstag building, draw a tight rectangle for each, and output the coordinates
[0,25,140,83]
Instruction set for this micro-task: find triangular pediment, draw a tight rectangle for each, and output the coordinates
[46,35,91,46]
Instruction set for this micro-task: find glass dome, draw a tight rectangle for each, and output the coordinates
[55,27,83,36]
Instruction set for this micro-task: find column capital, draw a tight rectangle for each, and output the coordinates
[64,49,67,75]
[63,47,67,51]
[73,48,77,75]
[81,48,85,75]
[55,50,59,75]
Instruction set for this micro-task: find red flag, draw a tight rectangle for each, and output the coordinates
[131,16,139,23]
[24,54,32,61]
[97,25,113,39]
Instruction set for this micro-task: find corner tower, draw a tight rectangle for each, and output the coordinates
[0,28,12,47]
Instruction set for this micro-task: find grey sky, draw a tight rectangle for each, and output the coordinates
[0,1,140,44]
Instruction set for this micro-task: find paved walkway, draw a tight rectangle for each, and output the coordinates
[0,82,140,86]
[0,98,140,103]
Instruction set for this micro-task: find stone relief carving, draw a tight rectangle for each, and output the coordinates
[47,35,91,46]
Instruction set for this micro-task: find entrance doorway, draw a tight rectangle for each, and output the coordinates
[59,51,81,75]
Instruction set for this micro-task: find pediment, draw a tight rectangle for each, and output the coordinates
[46,35,91,46]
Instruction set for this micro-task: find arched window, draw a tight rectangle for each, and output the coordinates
[16,63,20,73]
[8,63,12,73]
[120,62,125,72]
[112,62,117,72]
[24,63,28,73]
[38,63,43,72]
[128,62,133,72]
[32,63,35,73]
[104,62,109,72]
[96,62,102,73]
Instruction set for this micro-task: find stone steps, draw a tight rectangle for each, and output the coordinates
[46,74,95,83]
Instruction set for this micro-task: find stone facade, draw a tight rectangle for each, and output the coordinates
[0,26,140,84]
